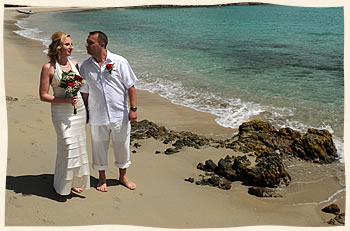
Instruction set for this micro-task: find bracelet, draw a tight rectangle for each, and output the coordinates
[130,107,137,112]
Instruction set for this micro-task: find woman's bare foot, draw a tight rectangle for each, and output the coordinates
[119,176,136,190]
[72,187,83,193]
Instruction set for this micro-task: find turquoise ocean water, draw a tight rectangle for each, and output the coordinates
[15,5,344,162]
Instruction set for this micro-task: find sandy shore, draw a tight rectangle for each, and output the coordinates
[3,6,346,229]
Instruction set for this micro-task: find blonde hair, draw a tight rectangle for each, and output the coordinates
[47,32,70,63]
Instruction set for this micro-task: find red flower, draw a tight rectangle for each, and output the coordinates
[68,82,75,87]
[74,75,83,82]
[106,64,113,70]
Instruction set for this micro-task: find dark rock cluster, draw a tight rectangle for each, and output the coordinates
[327,213,345,225]
[194,151,291,191]
[131,119,338,163]
[131,120,217,153]
[322,203,345,226]
[131,119,342,215]
[224,120,337,163]
[194,172,232,190]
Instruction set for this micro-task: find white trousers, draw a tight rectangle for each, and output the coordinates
[90,120,131,170]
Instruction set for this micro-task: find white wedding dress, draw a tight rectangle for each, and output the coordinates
[51,60,90,195]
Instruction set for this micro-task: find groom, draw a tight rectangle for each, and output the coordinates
[80,31,137,192]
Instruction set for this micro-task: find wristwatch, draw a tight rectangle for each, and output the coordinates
[130,107,137,112]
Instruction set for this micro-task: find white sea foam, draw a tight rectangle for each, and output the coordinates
[15,20,48,44]
[136,77,265,129]
[333,138,344,163]
[295,188,345,206]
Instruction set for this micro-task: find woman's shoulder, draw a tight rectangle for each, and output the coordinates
[42,62,56,73]
[42,61,53,67]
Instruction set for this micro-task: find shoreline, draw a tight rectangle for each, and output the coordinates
[3,6,346,228]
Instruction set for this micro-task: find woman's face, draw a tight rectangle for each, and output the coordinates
[60,36,73,57]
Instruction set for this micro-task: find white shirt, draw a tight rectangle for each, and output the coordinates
[80,50,138,125]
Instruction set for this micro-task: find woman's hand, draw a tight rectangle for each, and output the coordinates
[70,96,78,106]
[65,96,78,105]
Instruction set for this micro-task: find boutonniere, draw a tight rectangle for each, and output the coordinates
[105,63,114,74]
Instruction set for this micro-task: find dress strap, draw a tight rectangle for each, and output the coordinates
[54,61,62,79]
[68,59,79,74]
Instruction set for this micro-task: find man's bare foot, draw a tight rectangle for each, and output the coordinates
[119,176,136,190]
[72,187,83,193]
[97,180,107,192]
[97,170,108,192]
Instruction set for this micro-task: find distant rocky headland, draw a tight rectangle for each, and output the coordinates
[4,2,272,9]
[129,2,272,8]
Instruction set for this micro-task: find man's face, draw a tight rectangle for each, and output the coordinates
[86,33,102,56]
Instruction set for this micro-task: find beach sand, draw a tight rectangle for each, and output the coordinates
[3,6,346,229]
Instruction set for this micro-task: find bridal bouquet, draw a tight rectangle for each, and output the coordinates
[59,70,86,114]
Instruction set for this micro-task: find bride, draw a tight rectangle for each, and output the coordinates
[39,32,90,196]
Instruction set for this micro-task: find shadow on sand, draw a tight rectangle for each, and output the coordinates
[6,174,125,202]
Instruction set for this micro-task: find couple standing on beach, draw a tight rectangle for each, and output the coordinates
[39,31,137,196]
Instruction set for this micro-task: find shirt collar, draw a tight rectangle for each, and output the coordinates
[106,50,113,63]
[89,50,113,65]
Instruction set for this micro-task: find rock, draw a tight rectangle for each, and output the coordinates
[131,150,136,154]
[245,152,291,187]
[155,151,161,154]
[196,163,206,171]
[197,160,217,172]
[248,187,282,197]
[198,151,291,188]
[164,148,179,155]
[292,128,338,163]
[322,203,340,215]
[327,213,345,225]
[6,96,18,101]
[224,120,337,163]
[131,120,217,153]
[204,160,217,172]
[133,143,141,148]
[215,155,240,181]
[184,177,194,183]
[195,173,231,190]
[225,120,291,156]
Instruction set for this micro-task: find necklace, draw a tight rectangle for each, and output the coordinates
[58,60,69,67]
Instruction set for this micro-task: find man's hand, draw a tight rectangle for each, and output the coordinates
[129,111,137,123]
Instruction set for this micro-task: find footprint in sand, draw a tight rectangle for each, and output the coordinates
[112,196,121,209]
[41,218,55,225]
[8,196,22,208]
[6,96,18,102]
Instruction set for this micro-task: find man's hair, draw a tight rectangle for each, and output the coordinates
[89,31,108,48]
